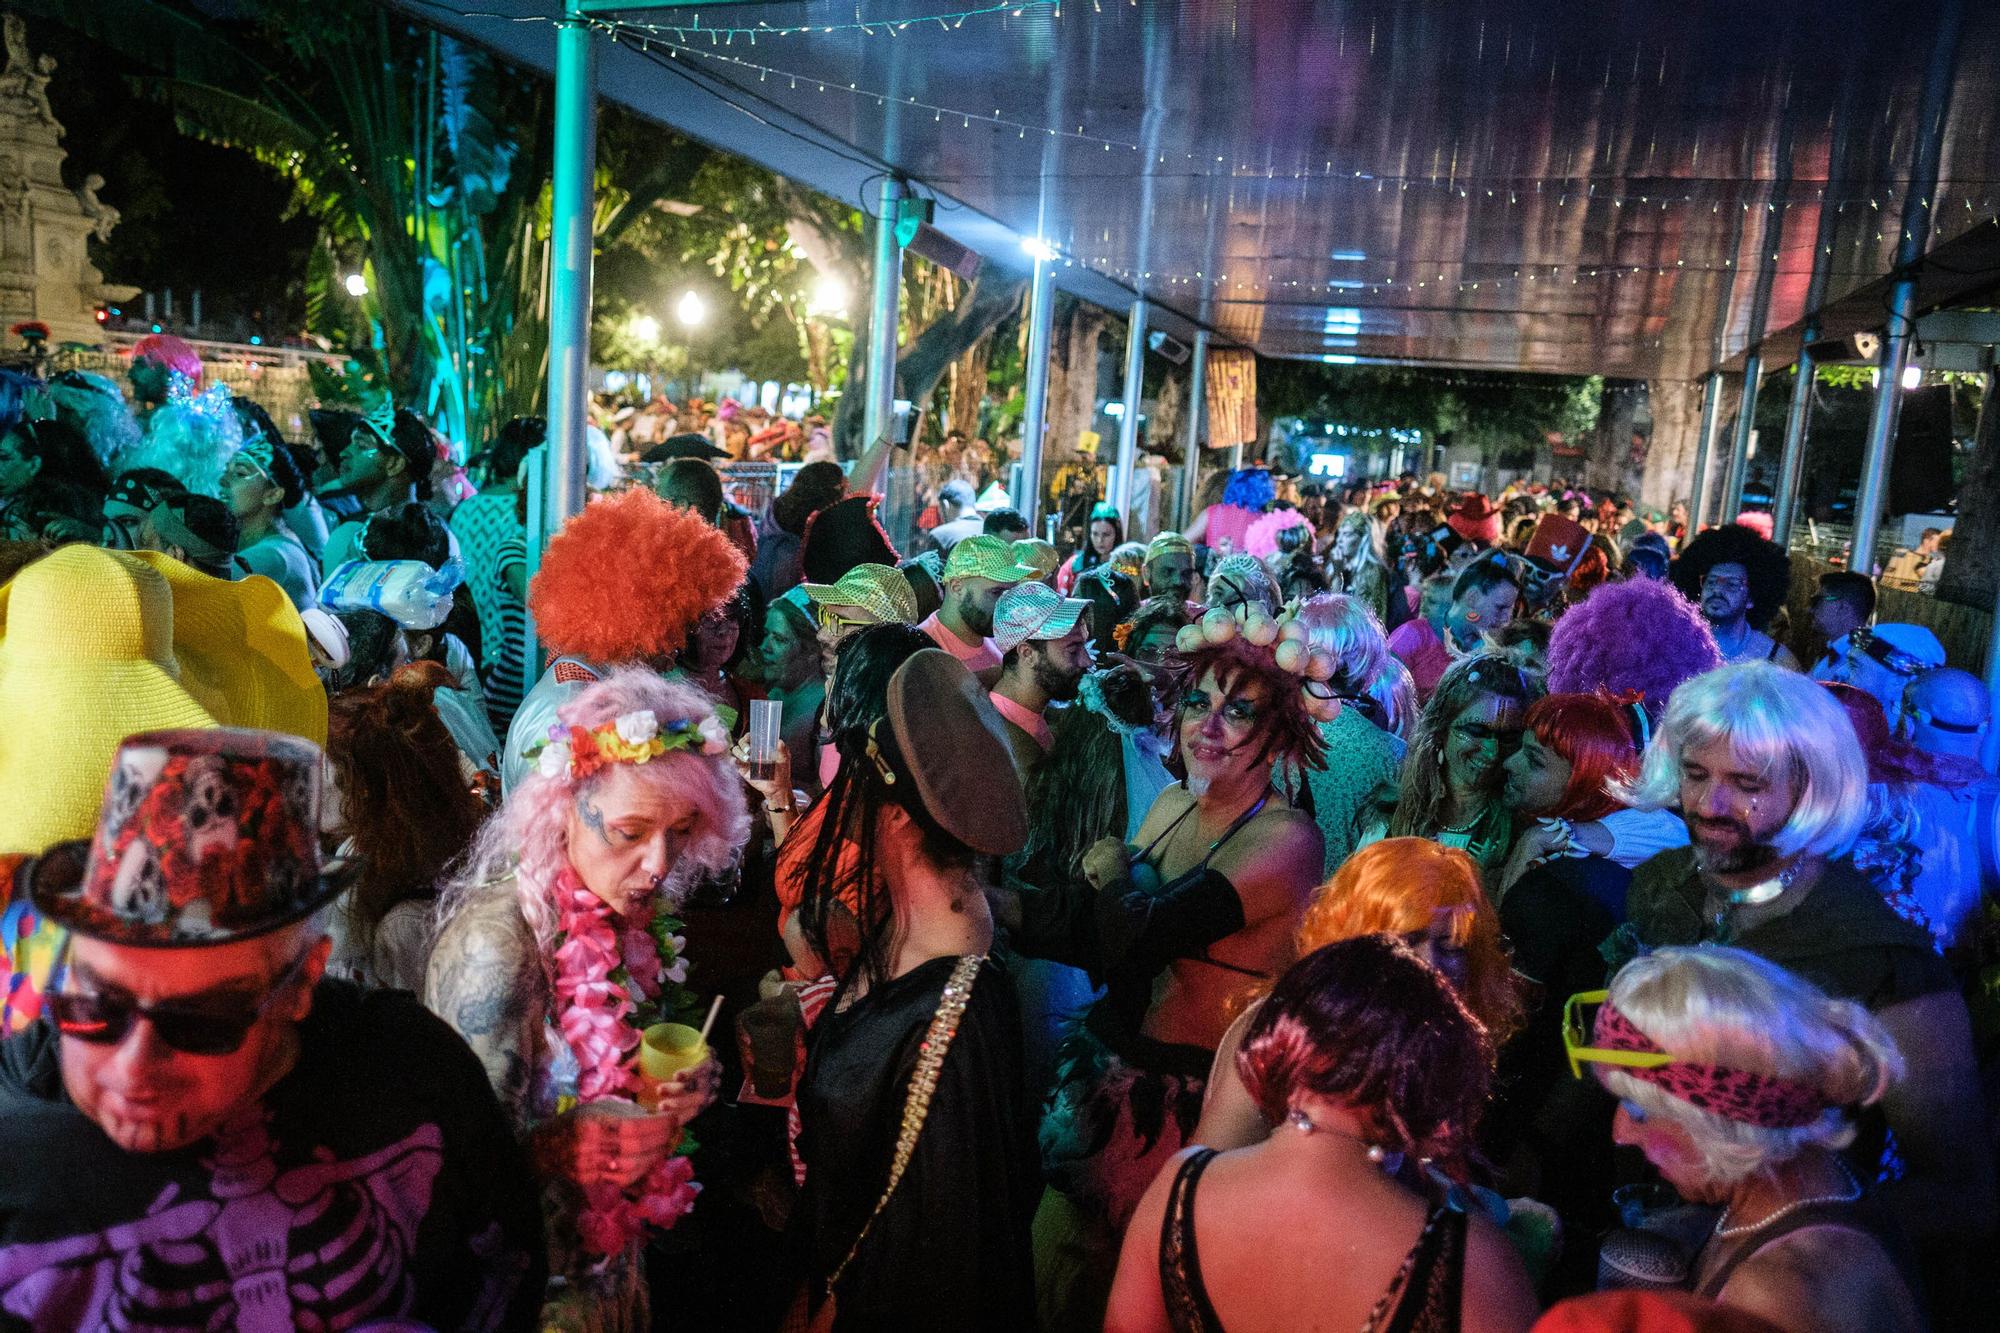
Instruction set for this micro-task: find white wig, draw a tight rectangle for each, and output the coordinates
[1614,662,1867,861]
[1599,946,1902,1188]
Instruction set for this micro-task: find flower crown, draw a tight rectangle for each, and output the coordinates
[525,708,730,782]
[1172,601,1343,723]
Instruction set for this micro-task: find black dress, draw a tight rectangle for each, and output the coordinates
[793,955,1040,1330]
[1489,854,1632,1258]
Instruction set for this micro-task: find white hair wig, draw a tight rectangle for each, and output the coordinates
[1614,662,1867,861]
[1598,946,1902,1188]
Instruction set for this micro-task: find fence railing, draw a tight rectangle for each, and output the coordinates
[1785,553,1992,675]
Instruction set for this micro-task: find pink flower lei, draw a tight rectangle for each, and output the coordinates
[552,869,701,1255]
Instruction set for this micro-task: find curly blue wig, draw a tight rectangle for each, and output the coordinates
[1221,467,1276,512]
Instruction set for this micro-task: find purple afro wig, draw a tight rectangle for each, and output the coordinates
[1547,576,1722,720]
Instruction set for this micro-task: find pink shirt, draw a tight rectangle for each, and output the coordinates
[1387,617,1453,702]
[919,611,1002,675]
[988,691,1052,751]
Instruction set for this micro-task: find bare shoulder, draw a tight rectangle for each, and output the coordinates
[1135,784,1195,842]
[1720,1225,1922,1333]
[1459,1208,1540,1333]
[1221,805,1324,889]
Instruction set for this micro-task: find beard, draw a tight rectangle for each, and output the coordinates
[1688,814,1783,877]
[961,598,996,638]
[1031,652,1082,702]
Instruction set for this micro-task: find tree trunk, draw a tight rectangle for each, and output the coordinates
[1936,373,2000,610]
[1045,301,1107,467]
[948,339,990,439]
[1584,380,1642,495]
[1640,378,1722,512]
[830,259,1026,458]
[1152,368,1184,466]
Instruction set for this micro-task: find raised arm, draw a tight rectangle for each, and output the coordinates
[851,430,894,499]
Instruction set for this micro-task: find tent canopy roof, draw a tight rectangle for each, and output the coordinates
[408,0,2000,379]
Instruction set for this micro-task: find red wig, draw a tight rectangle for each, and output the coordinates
[1239,934,1493,1175]
[529,487,746,664]
[1523,691,1642,823]
[1168,634,1327,770]
[130,333,203,383]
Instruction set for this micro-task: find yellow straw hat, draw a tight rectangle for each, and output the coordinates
[0,547,325,854]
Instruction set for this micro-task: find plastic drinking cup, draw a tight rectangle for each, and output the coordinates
[747,698,783,783]
[640,1022,711,1082]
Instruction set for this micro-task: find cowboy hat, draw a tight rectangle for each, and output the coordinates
[1445,493,1502,545]
[0,547,325,854]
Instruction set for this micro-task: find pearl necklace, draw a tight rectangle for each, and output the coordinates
[1713,1161,1861,1239]
[1288,1108,1389,1164]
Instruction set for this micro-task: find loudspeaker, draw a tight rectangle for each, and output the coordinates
[1889,385,1955,516]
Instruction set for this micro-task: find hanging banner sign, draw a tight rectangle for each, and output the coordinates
[1204,347,1257,449]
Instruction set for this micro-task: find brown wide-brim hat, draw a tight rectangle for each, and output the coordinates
[879,650,1026,856]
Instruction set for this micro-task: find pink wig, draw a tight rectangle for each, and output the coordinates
[1734,511,1775,541]
[438,669,750,967]
[1245,507,1313,561]
[1547,575,1722,720]
[130,333,204,383]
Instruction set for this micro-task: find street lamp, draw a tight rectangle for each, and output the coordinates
[629,313,661,344]
[676,290,707,328]
[344,273,369,298]
[807,273,849,318]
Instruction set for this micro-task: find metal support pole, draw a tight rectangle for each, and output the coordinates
[1113,299,1148,527]
[1015,254,1055,524]
[863,178,903,450]
[530,0,596,692]
[1179,330,1209,530]
[1851,0,1963,568]
[1686,372,1725,533]
[1720,353,1762,523]
[1772,337,1816,545]
[1977,371,2000,773]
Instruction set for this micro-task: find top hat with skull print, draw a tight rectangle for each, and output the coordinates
[28,729,340,947]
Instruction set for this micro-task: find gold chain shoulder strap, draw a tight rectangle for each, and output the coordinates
[825,953,985,1290]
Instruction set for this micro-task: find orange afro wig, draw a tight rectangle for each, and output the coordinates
[529,488,746,665]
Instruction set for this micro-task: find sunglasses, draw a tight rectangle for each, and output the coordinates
[48,948,314,1057]
[814,604,873,635]
[1560,990,1675,1080]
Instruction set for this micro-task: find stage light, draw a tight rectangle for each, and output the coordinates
[344,273,369,298]
[1020,237,1057,263]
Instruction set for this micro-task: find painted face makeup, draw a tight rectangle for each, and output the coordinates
[1180,667,1273,794]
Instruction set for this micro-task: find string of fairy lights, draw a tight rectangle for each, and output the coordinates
[600,26,1998,218]
[420,2,2000,306]
[593,0,1061,41]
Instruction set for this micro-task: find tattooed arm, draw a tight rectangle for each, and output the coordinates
[424,897,543,1136]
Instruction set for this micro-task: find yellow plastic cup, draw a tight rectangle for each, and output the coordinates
[639,1022,711,1082]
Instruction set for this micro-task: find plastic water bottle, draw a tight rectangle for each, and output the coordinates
[320,558,465,631]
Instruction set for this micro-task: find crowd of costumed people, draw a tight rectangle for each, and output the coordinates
[0,338,1995,1333]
